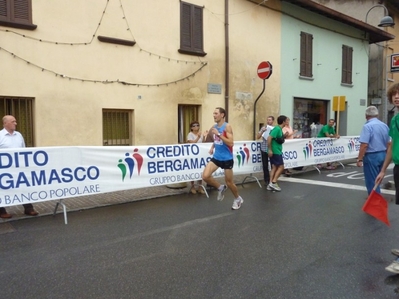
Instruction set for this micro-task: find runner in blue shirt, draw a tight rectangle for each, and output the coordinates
[202,107,244,210]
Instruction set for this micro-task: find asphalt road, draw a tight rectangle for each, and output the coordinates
[1,163,399,299]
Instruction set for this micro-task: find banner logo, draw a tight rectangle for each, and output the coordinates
[347,138,356,153]
[236,143,250,167]
[117,148,144,181]
[303,141,313,160]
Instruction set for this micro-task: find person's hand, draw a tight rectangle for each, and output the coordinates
[356,160,363,167]
[203,130,209,138]
[375,172,385,185]
[268,149,273,157]
[211,128,218,135]
[208,149,213,155]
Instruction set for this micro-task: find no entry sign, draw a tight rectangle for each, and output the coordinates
[257,61,272,80]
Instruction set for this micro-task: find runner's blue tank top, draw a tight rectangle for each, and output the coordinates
[213,122,233,161]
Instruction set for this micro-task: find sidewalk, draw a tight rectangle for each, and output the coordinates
[1,173,265,223]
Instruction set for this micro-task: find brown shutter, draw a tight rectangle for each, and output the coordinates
[0,0,9,20]
[347,47,353,84]
[300,32,306,76]
[181,3,192,49]
[306,34,313,77]
[192,6,203,52]
[300,32,313,77]
[13,0,31,23]
[342,45,353,84]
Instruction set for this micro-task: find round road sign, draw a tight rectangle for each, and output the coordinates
[257,61,273,80]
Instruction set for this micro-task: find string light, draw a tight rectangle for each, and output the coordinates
[0,46,207,87]
[0,0,205,65]
[0,0,208,87]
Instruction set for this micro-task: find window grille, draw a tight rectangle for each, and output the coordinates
[102,109,132,146]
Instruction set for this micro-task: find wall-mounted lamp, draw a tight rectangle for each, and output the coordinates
[365,4,395,27]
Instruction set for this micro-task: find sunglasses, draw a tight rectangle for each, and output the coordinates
[191,124,200,127]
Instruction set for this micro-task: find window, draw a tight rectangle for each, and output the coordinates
[103,110,132,146]
[0,0,36,30]
[178,105,201,144]
[179,1,206,57]
[342,45,353,85]
[300,32,313,78]
[0,96,34,146]
[293,98,328,138]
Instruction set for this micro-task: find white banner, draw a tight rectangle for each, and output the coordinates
[0,136,360,207]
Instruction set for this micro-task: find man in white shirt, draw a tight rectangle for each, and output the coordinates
[0,115,39,218]
[256,116,274,185]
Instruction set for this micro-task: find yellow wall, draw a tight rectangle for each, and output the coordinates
[0,0,281,146]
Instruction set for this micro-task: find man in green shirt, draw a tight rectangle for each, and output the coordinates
[267,115,289,191]
[317,119,340,138]
[317,119,340,169]
[376,83,399,274]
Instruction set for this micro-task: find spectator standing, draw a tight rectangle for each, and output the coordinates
[256,116,274,185]
[187,121,208,194]
[375,83,399,273]
[0,115,39,218]
[356,106,390,195]
[202,107,244,210]
[267,115,288,191]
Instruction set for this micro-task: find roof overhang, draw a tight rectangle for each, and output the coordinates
[281,0,395,44]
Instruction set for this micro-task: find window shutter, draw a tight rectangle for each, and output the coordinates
[306,34,313,77]
[192,6,203,52]
[342,45,353,84]
[300,32,306,76]
[0,0,9,20]
[347,47,353,84]
[0,0,35,28]
[300,32,312,77]
[181,3,192,49]
[179,2,206,56]
[13,0,31,23]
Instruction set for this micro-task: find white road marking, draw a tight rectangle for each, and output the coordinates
[278,176,396,195]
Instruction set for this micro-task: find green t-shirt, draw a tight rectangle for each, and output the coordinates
[317,125,335,138]
[269,125,283,155]
[389,114,399,165]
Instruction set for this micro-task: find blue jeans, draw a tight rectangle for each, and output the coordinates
[363,151,386,194]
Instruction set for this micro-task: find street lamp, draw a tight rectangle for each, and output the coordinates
[364,4,394,124]
[365,4,395,27]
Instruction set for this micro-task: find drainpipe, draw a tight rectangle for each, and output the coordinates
[225,0,229,121]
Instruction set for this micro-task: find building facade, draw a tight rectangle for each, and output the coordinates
[0,0,393,147]
[312,0,399,123]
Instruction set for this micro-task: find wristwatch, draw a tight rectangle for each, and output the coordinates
[217,133,221,137]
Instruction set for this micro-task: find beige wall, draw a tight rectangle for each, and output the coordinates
[0,0,281,146]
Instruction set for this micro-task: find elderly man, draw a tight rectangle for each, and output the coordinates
[356,106,390,195]
[0,115,39,218]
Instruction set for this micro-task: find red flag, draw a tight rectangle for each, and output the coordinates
[362,190,390,226]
